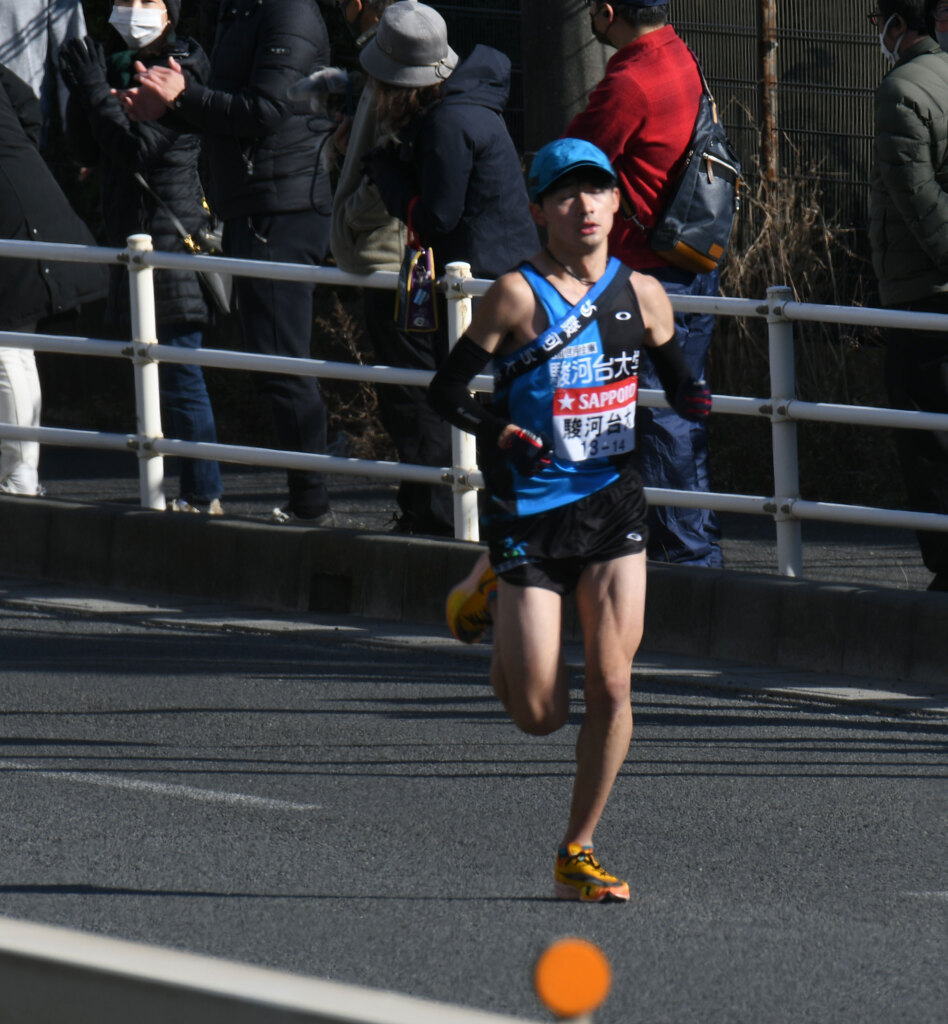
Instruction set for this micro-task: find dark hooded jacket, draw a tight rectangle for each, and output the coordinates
[173,0,333,221]
[0,64,107,330]
[370,44,538,279]
[65,36,212,329]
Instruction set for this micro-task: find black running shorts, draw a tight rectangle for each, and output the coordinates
[486,464,649,595]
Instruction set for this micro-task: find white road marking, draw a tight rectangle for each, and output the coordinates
[904,891,948,901]
[0,761,318,811]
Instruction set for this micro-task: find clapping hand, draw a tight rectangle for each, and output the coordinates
[134,56,186,107]
[113,82,168,123]
[59,37,108,97]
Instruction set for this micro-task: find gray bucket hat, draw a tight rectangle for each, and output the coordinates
[359,1,458,87]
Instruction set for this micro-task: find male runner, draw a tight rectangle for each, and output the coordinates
[428,138,711,901]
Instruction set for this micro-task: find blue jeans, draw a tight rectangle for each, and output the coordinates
[157,324,223,505]
[638,266,722,567]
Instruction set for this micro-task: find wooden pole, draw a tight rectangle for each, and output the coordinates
[758,0,779,186]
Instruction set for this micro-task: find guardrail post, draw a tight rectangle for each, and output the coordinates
[126,233,166,510]
[766,285,802,576]
[444,261,479,541]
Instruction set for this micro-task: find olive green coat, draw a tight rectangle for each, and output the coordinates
[870,38,948,306]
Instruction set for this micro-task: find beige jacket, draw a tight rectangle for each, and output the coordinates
[330,80,406,273]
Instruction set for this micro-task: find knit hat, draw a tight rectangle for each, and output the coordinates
[359,2,458,87]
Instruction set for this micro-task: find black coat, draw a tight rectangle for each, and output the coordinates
[65,37,212,329]
[370,45,539,279]
[176,0,333,220]
[0,65,107,330]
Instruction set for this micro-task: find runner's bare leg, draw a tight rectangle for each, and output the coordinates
[563,551,646,848]
[490,580,568,730]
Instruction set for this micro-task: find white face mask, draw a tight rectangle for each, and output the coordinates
[879,13,905,67]
[109,5,166,50]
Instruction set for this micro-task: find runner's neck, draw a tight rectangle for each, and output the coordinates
[543,247,606,292]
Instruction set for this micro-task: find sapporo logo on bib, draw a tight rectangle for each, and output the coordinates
[549,341,639,461]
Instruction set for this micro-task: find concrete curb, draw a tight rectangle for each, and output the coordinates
[2,495,946,688]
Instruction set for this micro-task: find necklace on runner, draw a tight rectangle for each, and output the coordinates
[544,247,596,286]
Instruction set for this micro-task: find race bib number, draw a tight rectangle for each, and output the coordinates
[553,376,638,461]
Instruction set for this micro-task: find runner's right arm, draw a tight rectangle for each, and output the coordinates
[429,272,553,475]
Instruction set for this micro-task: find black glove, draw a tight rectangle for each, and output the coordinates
[361,143,394,184]
[59,36,109,99]
[500,427,553,477]
[673,379,712,421]
[361,144,416,219]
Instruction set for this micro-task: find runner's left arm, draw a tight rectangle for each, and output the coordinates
[634,273,711,421]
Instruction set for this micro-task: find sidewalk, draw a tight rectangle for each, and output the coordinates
[1,449,945,708]
[34,448,935,590]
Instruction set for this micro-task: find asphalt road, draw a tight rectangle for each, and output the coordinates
[0,587,945,1024]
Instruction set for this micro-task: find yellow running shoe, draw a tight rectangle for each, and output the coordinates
[445,565,497,644]
[555,844,630,902]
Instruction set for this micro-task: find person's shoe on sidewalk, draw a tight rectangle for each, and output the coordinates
[0,473,44,497]
[271,506,335,527]
[0,482,45,497]
[171,498,224,515]
[389,512,454,538]
[554,844,630,903]
[446,554,497,644]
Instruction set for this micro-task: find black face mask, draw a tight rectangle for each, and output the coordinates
[589,6,612,47]
[345,13,362,39]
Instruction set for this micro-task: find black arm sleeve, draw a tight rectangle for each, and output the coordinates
[647,335,694,403]
[428,335,510,444]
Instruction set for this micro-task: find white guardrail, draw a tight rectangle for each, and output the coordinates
[0,914,539,1024]
[2,234,948,577]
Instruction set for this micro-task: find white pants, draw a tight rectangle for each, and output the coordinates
[0,345,42,495]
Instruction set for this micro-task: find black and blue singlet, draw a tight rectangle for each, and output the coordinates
[487,257,646,518]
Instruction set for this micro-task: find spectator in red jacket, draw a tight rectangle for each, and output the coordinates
[567,0,723,569]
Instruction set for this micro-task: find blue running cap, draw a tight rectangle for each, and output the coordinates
[528,138,616,202]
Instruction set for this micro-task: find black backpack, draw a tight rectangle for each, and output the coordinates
[645,55,742,274]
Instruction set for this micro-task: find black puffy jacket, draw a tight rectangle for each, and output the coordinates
[175,0,333,220]
[0,64,107,330]
[371,45,538,279]
[65,37,212,329]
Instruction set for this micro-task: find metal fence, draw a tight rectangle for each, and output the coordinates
[2,235,948,580]
[675,1,880,232]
